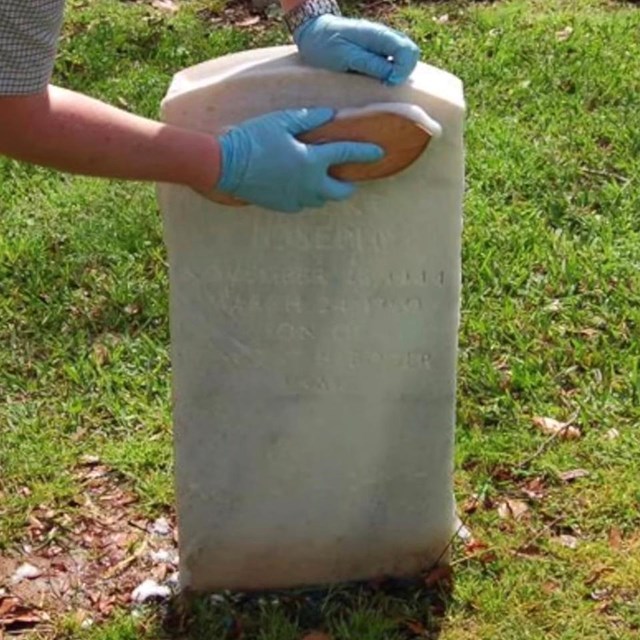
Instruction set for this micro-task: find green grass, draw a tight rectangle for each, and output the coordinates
[1,0,640,638]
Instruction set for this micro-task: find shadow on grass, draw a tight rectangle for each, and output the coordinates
[159,575,454,639]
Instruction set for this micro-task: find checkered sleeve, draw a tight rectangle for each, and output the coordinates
[0,1,66,96]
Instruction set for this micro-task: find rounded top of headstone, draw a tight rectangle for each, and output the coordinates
[162,45,464,113]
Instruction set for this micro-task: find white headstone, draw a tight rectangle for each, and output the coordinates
[157,46,465,592]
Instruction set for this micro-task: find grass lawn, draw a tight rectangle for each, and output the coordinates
[1,0,639,638]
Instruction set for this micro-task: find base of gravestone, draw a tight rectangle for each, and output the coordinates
[163,567,454,637]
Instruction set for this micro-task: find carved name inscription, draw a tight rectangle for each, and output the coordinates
[252,219,393,253]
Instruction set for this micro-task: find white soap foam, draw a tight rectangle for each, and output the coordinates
[335,102,443,138]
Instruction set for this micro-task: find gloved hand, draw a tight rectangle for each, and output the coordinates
[216,107,384,213]
[294,15,420,86]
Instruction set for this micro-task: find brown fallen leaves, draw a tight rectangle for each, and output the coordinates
[462,539,497,564]
[195,0,277,35]
[533,416,581,440]
[608,527,623,550]
[457,439,599,565]
[461,493,490,514]
[0,595,46,632]
[520,476,547,501]
[558,469,590,483]
[497,498,529,521]
[405,619,429,636]
[0,458,179,636]
[554,534,579,550]
[236,15,261,27]
[423,564,454,590]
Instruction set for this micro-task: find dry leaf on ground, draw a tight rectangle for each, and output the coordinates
[464,539,497,563]
[301,633,332,640]
[461,497,479,513]
[590,588,612,602]
[152,0,178,12]
[0,596,43,630]
[533,416,581,439]
[545,299,562,311]
[556,26,574,41]
[0,597,21,620]
[516,543,543,558]
[585,567,614,586]
[521,476,547,500]
[423,564,453,589]
[608,528,622,550]
[405,619,428,636]
[497,498,529,520]
[92,343,109,366]
[237,16,260,27]
[559,469,590,482]
[554,534,579,549]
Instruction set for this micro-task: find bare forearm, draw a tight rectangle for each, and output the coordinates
[0,86,220,192]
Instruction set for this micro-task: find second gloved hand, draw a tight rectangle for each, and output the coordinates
[216,107,384,213]
[294,15,420,86]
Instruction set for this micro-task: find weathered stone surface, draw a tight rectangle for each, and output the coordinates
[157,46,465,592]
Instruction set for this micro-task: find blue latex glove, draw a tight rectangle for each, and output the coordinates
[294,15,420,86]
[216,107,384,213]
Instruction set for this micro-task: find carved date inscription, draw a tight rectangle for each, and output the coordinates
[201,291,427,318]
[203,266,441,288]
[194,244,445,393]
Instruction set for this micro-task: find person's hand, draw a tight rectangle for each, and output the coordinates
[216,107,384,213]
[294,15,420,86]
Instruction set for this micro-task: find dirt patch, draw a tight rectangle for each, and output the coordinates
[152,0,414,31]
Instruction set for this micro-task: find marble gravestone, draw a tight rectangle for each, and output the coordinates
[157,46,465,592]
